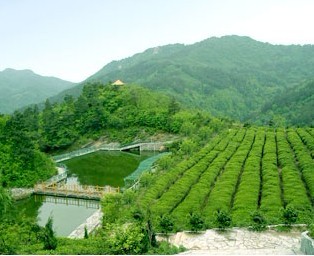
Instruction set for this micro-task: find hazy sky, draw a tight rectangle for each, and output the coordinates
[1,0,313,82]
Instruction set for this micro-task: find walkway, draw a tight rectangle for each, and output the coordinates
[52,141,172,162]
[34,183,119,200]
[164,228,303,255]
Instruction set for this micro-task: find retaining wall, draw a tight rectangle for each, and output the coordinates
[300,231,314,255]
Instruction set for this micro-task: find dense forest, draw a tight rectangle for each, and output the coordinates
[252,79,314,126]
[53,36,314,125]
[0,81,228,188]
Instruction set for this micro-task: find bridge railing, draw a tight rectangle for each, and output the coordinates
[52,144,121,162]
[34,183,120,199]
[44,172,67,186]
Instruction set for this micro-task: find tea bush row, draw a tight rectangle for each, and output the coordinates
[259,130,282,223]
[202,129,253,224]
[232,129,265,225]
[170,130,247,228]
[286,129,314,203]
[296,128,314,158]
[150,129,244,217]
[138,131,231,208]
[276,129,312,222]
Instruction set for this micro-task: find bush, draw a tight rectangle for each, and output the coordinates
[215,210,232,231]
[159,215,174,235]
[189,213,205,232]
[281,206,298,226]
[250,211,267,232]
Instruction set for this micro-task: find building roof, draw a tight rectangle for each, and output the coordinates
[112,79,124,85]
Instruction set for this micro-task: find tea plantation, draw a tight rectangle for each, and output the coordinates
[139,127,314,229]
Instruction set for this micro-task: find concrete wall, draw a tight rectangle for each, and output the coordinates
[300,231,314,255]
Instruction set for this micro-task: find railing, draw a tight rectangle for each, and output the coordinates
[34,183,119,200]
[52,141,173,162]
[45,172,67,186]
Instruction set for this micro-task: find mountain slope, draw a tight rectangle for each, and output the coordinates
[0,68,76,113]
[53,35,314,123]
[253,79,314,126]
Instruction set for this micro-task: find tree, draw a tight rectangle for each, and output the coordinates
[41,216,57,250]
[159,215,174,235]
[84,226,89,239]
[0,187,11,217]
[106,223,148,254]
[189,213,204,232]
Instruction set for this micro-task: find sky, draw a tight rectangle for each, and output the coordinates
[0,0,313,83]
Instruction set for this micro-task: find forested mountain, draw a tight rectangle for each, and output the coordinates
[251,80,314,126]
[56,35,313,125]
[0,82,228,188]
[0,68,76,113]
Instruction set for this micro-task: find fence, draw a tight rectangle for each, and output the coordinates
[124,152,171,187]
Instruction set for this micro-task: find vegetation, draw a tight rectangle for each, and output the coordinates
[132,127,313,230]
[56,35,314,125]
[0,66,313,254]
[0,68,75,114]
[0,80,230,254]
[0,81,227,188]
[42,217,58,250]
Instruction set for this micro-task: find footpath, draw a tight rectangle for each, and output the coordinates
[165,228,303,255]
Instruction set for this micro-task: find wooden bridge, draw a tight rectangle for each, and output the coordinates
[34,182,119,200]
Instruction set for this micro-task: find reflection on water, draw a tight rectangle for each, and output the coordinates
[35,195,98,237]
[35,194,100,209]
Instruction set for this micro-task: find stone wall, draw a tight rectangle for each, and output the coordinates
[10,188,34,200]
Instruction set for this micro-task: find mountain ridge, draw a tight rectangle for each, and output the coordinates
[50,35,314,125]
[0,68,76,113]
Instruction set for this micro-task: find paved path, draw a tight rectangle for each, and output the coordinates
[165,228,303,255]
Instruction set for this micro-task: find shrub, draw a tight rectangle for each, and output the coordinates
[215,210,232,231]
[189,213,205,232]
[159,215,174,235]
[281,206,298,226]
[42,216,57,250]
[250,211,267,231]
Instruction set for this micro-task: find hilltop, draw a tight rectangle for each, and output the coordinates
[51,36,314,125]
[0,68,76,113]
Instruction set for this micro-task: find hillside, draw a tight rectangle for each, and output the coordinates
[105,126,314,230]
[252,80,314,126]
[0,68,76,113]
[56,35,314,124]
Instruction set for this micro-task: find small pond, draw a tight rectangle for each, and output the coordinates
[13,151,157,237]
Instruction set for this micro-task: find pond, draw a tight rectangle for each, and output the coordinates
[62,151,155,187]
[13,151,157,237]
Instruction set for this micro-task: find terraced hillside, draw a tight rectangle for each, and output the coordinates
[139,127,314,228]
